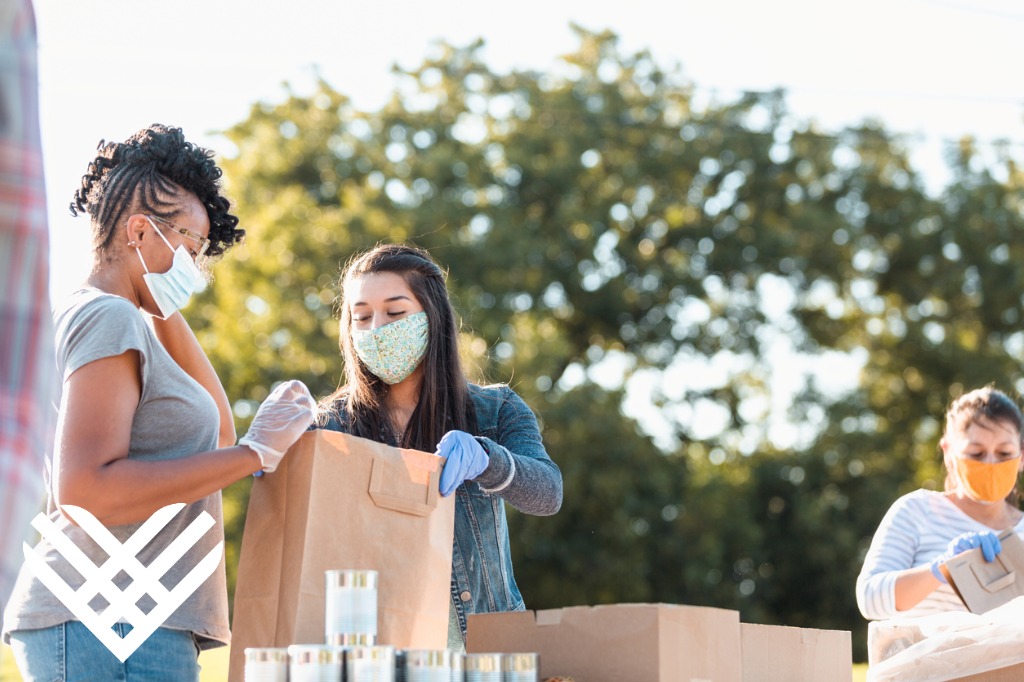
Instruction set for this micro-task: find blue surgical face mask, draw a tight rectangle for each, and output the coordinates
[136,217,203,319]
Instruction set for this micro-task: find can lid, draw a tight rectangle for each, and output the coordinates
[503,652,540,671]
[405,648,451,667]
[325,569,379,588]
[243,647,288,663]
[286,644,345,664]
[326,632,376,647]
[464,652,503,671]
[346,645,396,661]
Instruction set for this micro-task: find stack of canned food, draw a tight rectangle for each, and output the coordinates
[242,569,540,682]
[244,645,540,682]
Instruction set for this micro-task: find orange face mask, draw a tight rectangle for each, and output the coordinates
[953,456,1022,503]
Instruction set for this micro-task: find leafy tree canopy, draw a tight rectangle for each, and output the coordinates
[192,26,1024,660]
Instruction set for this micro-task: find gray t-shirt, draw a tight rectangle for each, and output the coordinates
[2,288,230,649]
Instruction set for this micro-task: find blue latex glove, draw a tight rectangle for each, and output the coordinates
[929,531,1002,583]
[437,430,489,497]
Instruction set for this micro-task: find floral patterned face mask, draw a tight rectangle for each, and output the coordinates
[351,311,429,384]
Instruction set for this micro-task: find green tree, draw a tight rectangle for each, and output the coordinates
[190,26,1024,660]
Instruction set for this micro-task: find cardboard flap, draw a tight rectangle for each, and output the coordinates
[561,603,661,640]
[535,609,564,626]
[318,428,444,517]
[800,628,821,644]
[969,559,1015,593]
[368,454,441,517]
[946,529,1024,614]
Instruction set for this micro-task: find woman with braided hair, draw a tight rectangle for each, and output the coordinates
[1,124,316,680]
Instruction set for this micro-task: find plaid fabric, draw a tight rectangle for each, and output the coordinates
[0,0,56,612]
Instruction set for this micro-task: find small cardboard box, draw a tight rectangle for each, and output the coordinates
[950,662,1024,681]
[466,603,742,681]
[740,623,852,682]
[943,529,1024,614]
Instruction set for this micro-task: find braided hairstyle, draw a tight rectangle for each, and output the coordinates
[323,244,473,452]
[70,124,242,257]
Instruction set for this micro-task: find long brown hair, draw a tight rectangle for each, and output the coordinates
[322,244,472,451]
[942,385,1024,505]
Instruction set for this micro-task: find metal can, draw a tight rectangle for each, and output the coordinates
[287,643,344,682]
[404,649,451,682]
[463,653,502,682]
[450,651,464,682]
[346,644,396,682]
[325,569,379,646]
[244,647,288,682]
[502,653,539,682]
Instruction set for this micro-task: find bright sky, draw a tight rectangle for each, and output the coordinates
[31,0,1023,447]
[35,0,1023,301]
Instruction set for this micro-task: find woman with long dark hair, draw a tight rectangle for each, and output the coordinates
[317,243,562,650]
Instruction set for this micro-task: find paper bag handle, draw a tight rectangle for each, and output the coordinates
[970,556,1016,593]
[368,457,441,517]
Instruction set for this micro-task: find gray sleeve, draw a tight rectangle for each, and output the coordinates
[472,387,563,516]
[60,296,151,381]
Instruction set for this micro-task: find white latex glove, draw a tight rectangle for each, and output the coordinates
[239,379,316,473]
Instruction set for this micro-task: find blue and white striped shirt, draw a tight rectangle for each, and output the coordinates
[856,489,1024,620]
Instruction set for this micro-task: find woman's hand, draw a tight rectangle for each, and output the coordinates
[239,380,317,473]
[437,430,489,496]
[929,531,1002,583]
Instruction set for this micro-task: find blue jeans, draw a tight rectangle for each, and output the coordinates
[8,621,200,681]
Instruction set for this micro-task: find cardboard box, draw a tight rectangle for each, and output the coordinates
[466,603,742,681]
[740,623,851,682]
[951,662,1024,681]
[943,529,1024,614]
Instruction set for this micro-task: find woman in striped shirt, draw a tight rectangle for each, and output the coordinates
[856,386,1024,620]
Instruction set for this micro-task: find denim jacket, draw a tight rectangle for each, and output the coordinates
[317,383,562,637]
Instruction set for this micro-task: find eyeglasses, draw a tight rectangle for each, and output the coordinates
[147,215,211,258]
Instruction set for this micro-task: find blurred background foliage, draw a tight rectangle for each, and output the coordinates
[188,26,1024,661]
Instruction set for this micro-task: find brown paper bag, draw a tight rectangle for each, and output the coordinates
[944,529,1024,614]
[227,429,455,681]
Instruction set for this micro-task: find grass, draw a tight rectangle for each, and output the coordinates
[199,647,230,680]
